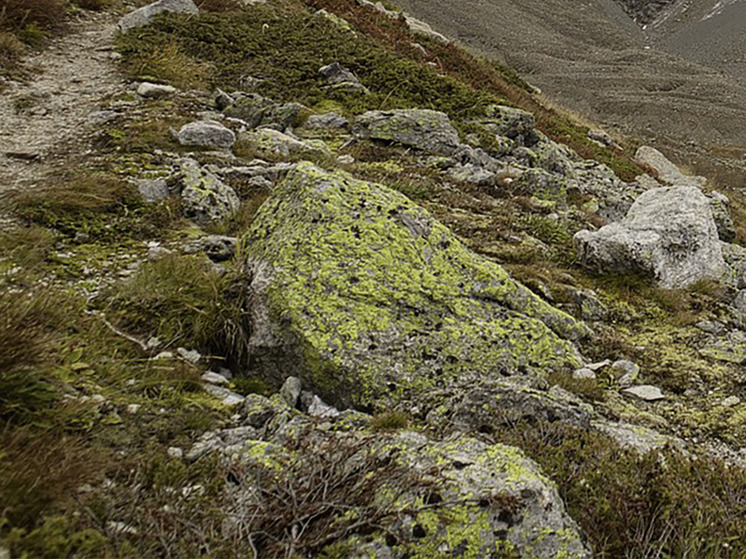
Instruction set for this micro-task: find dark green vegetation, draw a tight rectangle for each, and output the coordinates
[117,0,642,181]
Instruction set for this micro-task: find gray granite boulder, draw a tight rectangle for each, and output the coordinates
[352,109,461,155]
[574,185,725,288]
[177,120,235,149]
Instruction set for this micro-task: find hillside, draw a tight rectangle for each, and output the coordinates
[2,0,746,557]
[395,0,746,187]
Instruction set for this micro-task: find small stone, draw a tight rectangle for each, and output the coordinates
[126,404,141,414]
[723,396,742,408]
[167,446,184,459]
[214,88,234,110]
[202,371,230,385]
[147,246,173,261]
[623,385,665,401]
[280,376,302,407]
[610,359,640,380]
[137,82,176,99]
[87,110,119,125]
[307,394,340,419]
[204,384,245,407]
[136,178,169,202]
[585,359,611,371]
[305,112,349,130]
[146,337,162,350]
[337,154,355,165]
[177,347,201,364]
[695,320,726,335]
[572,368,596,381]
[74,231,90,244]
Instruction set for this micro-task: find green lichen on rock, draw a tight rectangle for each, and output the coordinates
[240,162,585,407]
[379,432,591,558]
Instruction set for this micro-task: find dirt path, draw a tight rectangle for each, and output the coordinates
[0,11,125,194]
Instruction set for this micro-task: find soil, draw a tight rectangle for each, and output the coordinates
[0,11,125,195]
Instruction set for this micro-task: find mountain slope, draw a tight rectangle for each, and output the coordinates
[395,0,746,163]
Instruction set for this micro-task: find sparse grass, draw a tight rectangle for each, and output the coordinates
[0,0,65,34]
[493,421,746,557]
[0,225,56,268]
[122,40,213,90]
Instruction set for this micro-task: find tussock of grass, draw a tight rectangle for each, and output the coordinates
[0,225,56,268]
[105,254,250,362]
[0,289,61,422]
[370,410,409,431]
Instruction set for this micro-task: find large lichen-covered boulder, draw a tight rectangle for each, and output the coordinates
[117,0,198,32]
[352,109,461,155]
[192,395,590,558]
[574,185,725,289]
[240,162,585,408]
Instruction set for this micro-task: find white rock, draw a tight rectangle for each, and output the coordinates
[723,396,742,407]
[126,404,141,414]
[202,371,230,385]
[137,81,176,99]
[177,347,201,364]
[623,385,665,401]
[572,368,597,380]
[167,446,184,459]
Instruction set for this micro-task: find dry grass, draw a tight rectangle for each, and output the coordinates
[0,0,65,32]
[121,41,213,90]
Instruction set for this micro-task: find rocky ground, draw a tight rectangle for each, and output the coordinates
[2,0,746,557]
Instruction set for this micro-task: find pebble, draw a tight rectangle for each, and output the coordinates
[126,404,141,414]
[723,396,741,408]
[167,447,184,459]
[202,371,230,385]
[177,347,201,364]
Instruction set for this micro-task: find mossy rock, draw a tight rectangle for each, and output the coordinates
[239,162,585,408]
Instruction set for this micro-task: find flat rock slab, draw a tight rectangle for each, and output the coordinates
[623,385,665,401]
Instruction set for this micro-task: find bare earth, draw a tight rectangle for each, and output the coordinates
[0,11,124,194]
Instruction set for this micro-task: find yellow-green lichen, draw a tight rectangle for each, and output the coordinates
[242,162,584,406]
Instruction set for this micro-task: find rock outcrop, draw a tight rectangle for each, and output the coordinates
[118,0,199,33]
[634,146,706,188]
[190,393,591,558]
[240,162,586,407]
[352,109,462,155]
[574,185,725,288]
